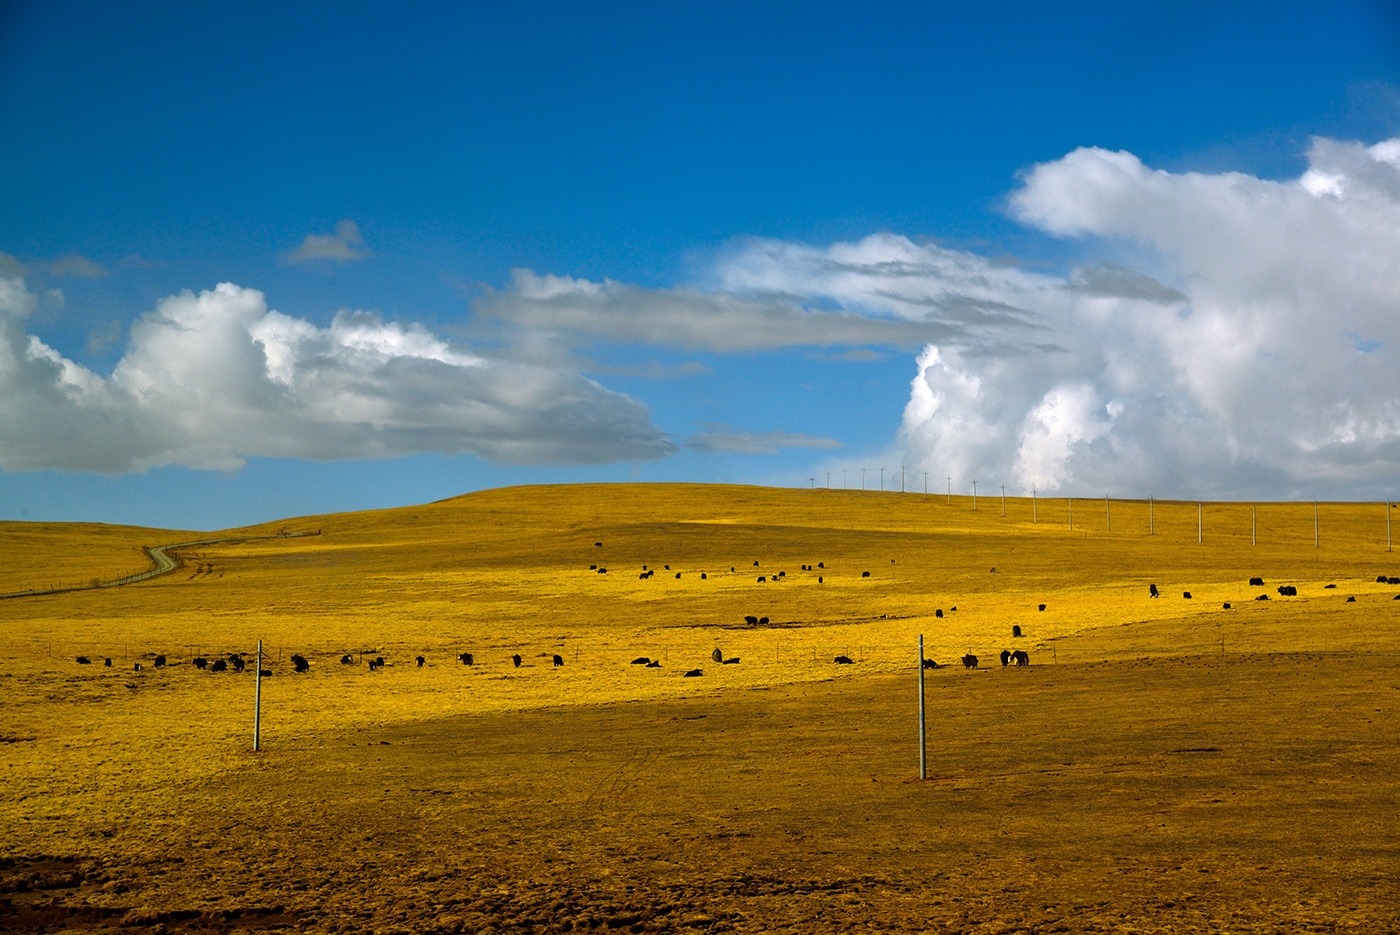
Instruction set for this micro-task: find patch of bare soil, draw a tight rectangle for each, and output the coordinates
[4,650,1397,934]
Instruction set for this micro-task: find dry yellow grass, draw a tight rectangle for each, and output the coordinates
[2,483,1397,933]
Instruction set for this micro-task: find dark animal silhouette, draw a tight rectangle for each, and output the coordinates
[230,657,245,671]
[1223,602,1231,609]
[415,655,425,667]
[373,656,385,668]
[153,655,167,668]
[700,573,707,579]
[459,652,474,665]
[193,657,207,669]
[862,571,871,578]
[834,656,854,664]
[595,542,602,547]
[210,659,227,672]
[1012,625,1022,638]
[291,654,310,673]
[818,576,823,583]
[935,609,943,617]
[1250,577,1264,586]
[675,573,681,579]
[645,660,662,667]
[1277,585,1297,596]
[259,669,273,677]
[684,668,703,677]
[1000,649,1011,666]
[512,654,522,667]
[961,654,978,669]
[1346,596,1356,602]
[76,656,91,665]
[341,654,354,665]
[631,657,651,665]
[133,663,142,671]
[922,659,938,669]
[589,564,597,570]
[597,568,607,573]
[104,658,112,667]
[818,562,824,568]
[1038,604,1046,612]
[1149,583,1159,597]
[744,615,758,625]
[552,654,563,667]
[1012,650,1029,666]
[1256,594,1270,601]
[757,576,766,583]
[1183,591,1192,599]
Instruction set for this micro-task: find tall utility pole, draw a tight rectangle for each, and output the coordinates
[901,465,906,493]
[880,467,885,491]
[826,472,831,489]
[1001,484,1006,517]
[1106,496,1111,532]
[1032,488,1037,523]
[946,476,951,505]
[862,468,866,490]
[971,480,977,510]
[918,635,927,780]
[843,469,848,489]
[923,471,929,498]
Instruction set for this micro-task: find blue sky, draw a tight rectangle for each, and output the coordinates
[3,0,1400,530]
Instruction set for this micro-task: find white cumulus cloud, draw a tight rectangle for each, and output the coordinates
[0,279,673,472]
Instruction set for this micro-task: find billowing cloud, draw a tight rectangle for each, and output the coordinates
[0,279,673,472]
[892,136,1400,498]
[283,219,371,265]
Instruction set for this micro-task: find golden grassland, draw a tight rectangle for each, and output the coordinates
[1,483,1397,934]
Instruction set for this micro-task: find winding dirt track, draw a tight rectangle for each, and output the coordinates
[0,531,319,599]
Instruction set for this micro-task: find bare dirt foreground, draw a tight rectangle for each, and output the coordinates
[2,484,1398,933]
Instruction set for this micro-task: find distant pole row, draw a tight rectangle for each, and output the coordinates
[810,476,1397,551]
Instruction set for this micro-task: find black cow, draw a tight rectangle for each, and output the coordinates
[818,562,824,568]
[153,655,167,668]
[103,658,112,667]
[664,565,670,570]
[595,542,602,547]
[459,652,474,665]
[862,571,871,578]
[757,616,768,625]
[935,609,943,618]
[700,573,707,579]
[1183,591,1192,599]
[753,561,759,566]
[631,657,651,665]
[259,669,273,677]
[999,650,1011,666]
[230,657,245,671]
[777,571,785,578]
[1346,596,1356,602]
[589,564,597,570]
[1256,594,1270,601]
[684,669,704,677]
[757,576,766,583]
[675,573,681,579]
[210,659,227,672]
[415,655,425,668]
[374,656,385,668]
[922,658,938,669]
[340,654,353,665]
[512,654,522,667]
[1277,585,1297,596]
[1149,583,1159,598]
[1038,604,1046,612]
[133,662,142,671]
[193,657,208,669]
[552,654,563,667]
[597,568,607,574]
[1389,577,1400,585]
[744,615,758,625]
[1250,577,1265,586]
[1377,575,1388,583]
[818,577,823,583]
[1223,602,1232,609]
[961,654,978,669]
[645,660,662,667]
[1012,625,1022,638]
[834,656,854,664]
[291,654,310,673]
[1012,650,1029,666]
[76,656,91,665]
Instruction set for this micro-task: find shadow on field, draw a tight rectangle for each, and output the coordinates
[4,651,1396,934]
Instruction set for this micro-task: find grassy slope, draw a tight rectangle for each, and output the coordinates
[1,483,1397,933]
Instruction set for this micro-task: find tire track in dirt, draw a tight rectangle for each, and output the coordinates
[0,531,320,599]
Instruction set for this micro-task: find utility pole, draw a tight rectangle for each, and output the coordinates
[1032,488,1037,523]
[946,476,951,505]
[1001,484,1006,517]
[880,467,885,491]
[972,480,977,511]
[923,471,929,498]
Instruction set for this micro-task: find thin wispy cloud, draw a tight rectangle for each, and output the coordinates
[283,219,371,266]
[686,425,843,455]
